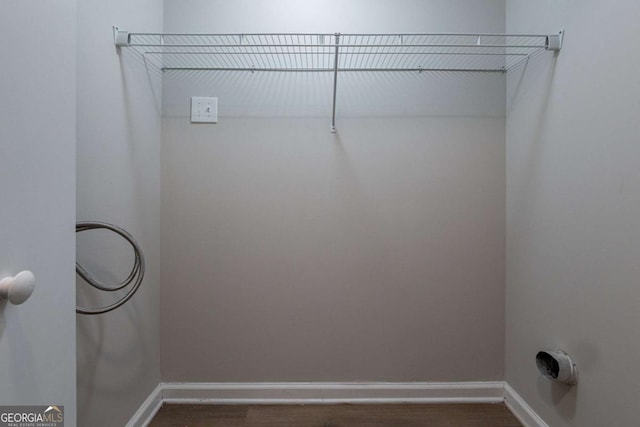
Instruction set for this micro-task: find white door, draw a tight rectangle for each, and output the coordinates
[0,1,77,425]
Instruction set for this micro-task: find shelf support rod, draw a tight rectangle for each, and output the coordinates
[330,33,340,133]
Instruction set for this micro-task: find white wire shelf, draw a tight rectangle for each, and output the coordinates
[114,28,562,130]
[115,30,562,73]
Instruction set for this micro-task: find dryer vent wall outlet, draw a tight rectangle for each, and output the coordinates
[536,350,578,385]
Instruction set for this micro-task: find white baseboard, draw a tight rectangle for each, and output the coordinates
[127,381,515,425]
[161,381,505,405]
[504,383,549,427]
[125,384,163,427]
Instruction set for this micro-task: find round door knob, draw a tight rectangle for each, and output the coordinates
[0,270,36,305]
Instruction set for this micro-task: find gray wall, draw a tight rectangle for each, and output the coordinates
[505,1,640,426]
[75,0,162,426]
[0,1,77,425]
[161,0,507,382]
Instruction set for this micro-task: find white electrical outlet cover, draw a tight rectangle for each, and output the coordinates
[191,97,218,123]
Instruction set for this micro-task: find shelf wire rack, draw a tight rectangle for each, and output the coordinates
[114,29,562,130]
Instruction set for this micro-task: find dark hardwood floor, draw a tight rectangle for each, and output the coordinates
[149,403,523,426]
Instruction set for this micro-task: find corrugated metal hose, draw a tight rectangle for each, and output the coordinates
[76,222,145,315]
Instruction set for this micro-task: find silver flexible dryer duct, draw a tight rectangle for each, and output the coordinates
[76,222,145,315]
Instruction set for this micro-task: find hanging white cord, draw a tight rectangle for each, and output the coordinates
[76,222,145,315]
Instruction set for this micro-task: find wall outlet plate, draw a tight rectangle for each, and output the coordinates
[191,97,218,123]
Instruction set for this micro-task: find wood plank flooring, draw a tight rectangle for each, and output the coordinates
[149,403,523,426]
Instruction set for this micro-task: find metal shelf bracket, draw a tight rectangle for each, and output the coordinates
[113,26,130,47]
[546,30,564,51]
